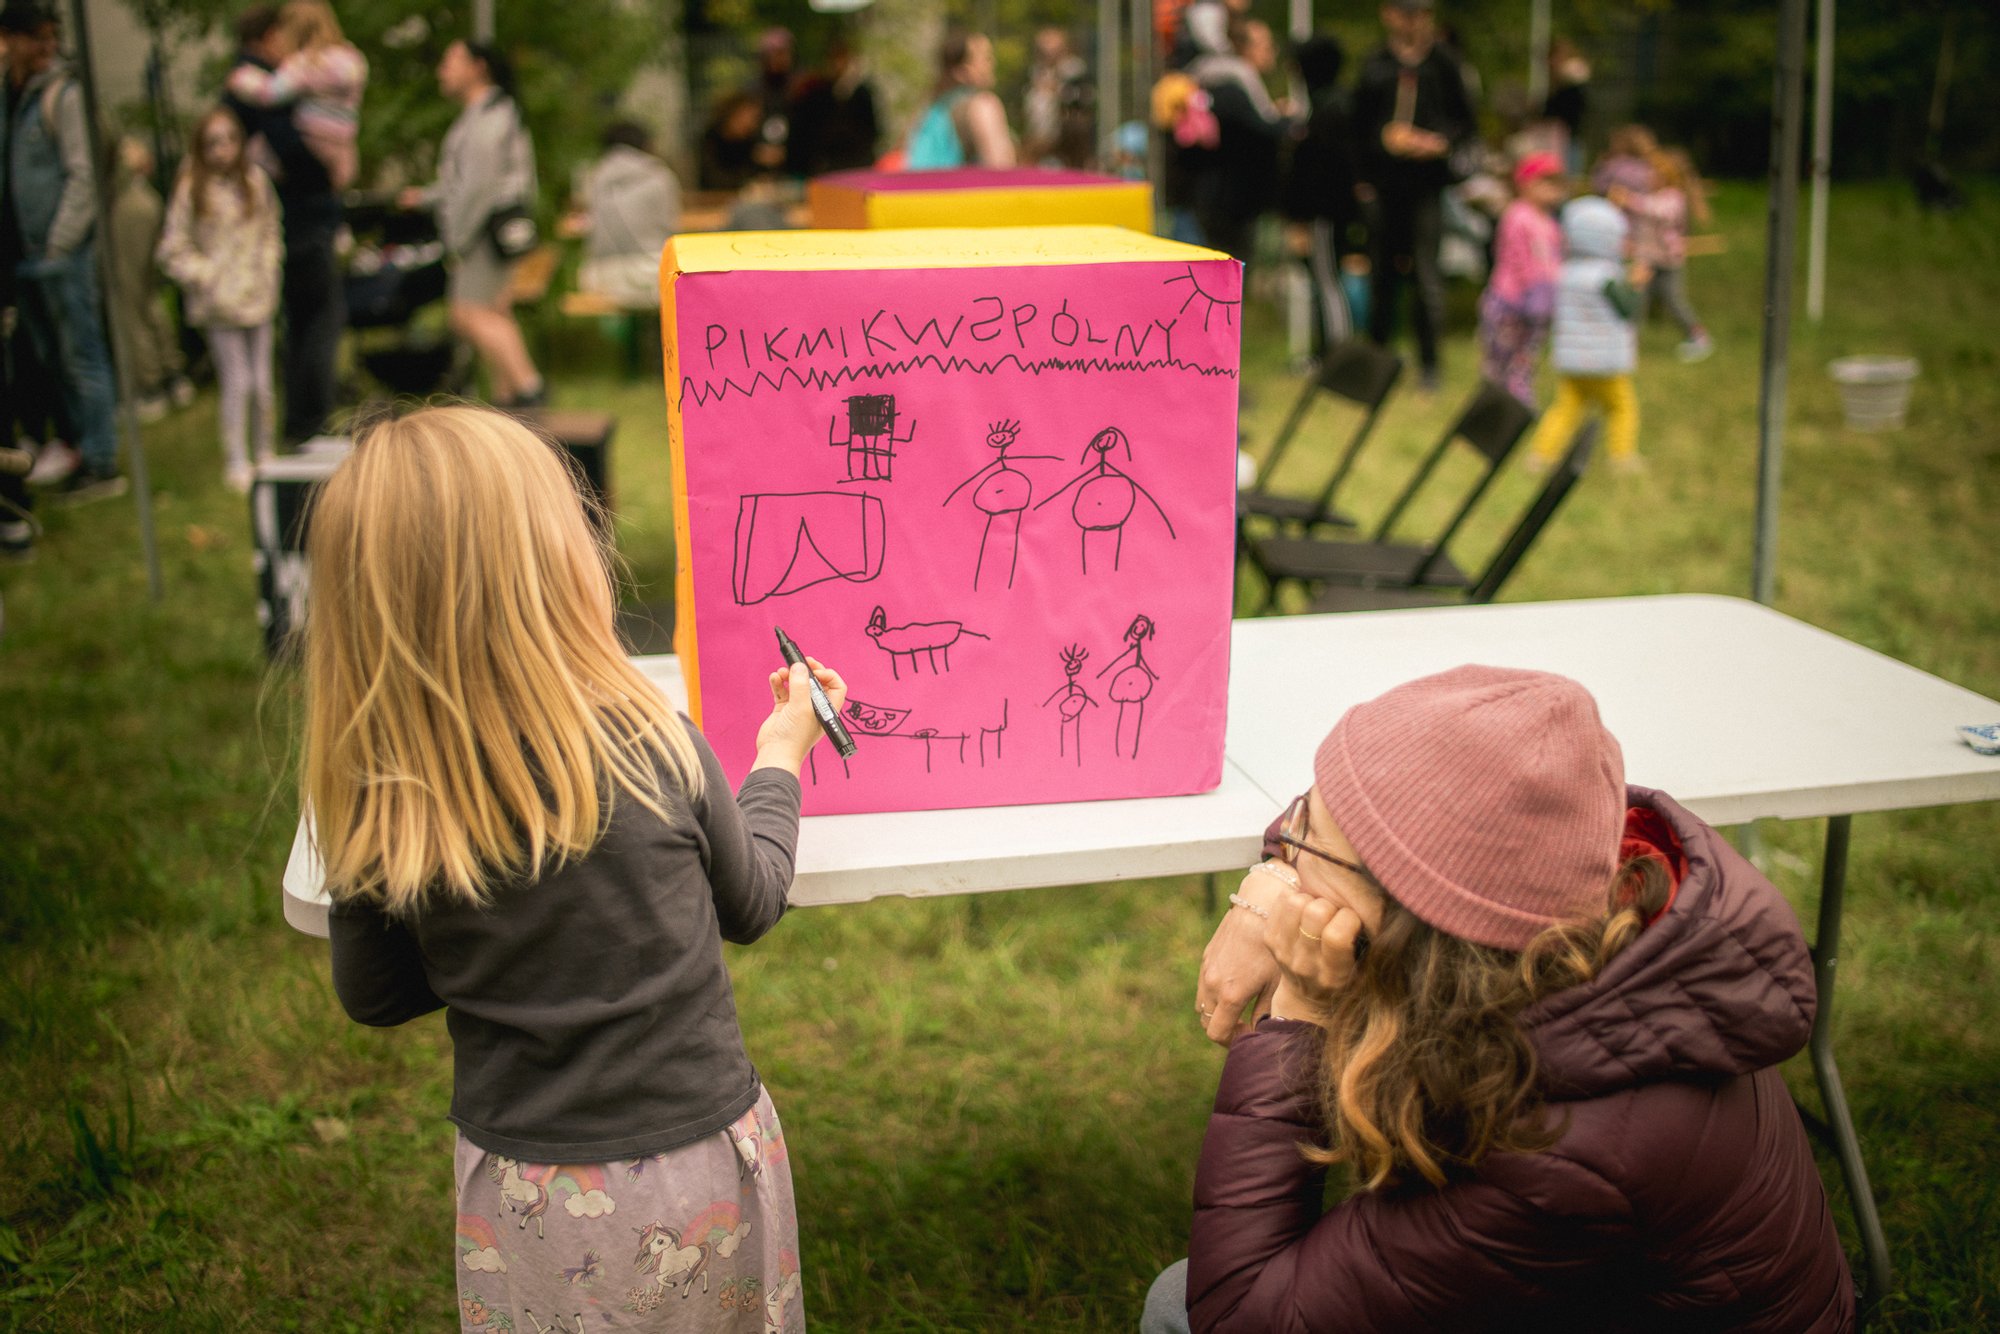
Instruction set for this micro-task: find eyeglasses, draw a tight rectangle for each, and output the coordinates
[1273,792,1374,882]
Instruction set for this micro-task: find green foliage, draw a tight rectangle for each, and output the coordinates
[129,0,674,209]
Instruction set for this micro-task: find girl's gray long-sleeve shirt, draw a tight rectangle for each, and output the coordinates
[328,723,799,1162]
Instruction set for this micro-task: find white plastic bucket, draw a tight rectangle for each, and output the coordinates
[1827,356,1919,432]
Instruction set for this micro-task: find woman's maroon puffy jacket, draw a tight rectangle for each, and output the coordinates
[1187,788,1855,1333]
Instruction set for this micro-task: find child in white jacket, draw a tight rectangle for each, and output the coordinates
[1524,195,1642,474]
[157,107,282,492]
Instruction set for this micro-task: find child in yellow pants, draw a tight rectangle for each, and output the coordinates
[1529,373,1639,467]
[1528,196,1643,471]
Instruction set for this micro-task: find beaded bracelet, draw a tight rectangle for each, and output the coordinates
[1227,892,1271,919]
[1248,861,1301,889]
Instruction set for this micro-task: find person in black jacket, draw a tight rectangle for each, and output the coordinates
[1350,0,1474,389]
[1187,16,1289,264]
[1281,35,1357,351]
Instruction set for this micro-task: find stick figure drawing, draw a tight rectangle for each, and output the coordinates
[1035,426,1176,575]
[1042,642,1097,765]
[941,419,1058,590]
[829,393,915,482]
[1096,613,1159,759]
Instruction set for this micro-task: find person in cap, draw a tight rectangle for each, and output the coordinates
[1144,665,1855,1333]
[1477,150,1566,408]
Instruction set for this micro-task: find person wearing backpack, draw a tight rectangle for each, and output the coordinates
[0,1,122,503]
[399,39,544,408]
[905,31,1013,171]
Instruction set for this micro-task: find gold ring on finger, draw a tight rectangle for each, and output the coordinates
[1299,927,1322,942]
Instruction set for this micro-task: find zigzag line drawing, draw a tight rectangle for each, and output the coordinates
[680,352,1237,408]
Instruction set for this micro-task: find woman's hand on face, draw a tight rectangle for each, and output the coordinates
[1264,885,1367,1016]
[752,657,847,773]
[1195,865,1291,1046]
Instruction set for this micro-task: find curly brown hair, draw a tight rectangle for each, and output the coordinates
[1307,854,1673,1191]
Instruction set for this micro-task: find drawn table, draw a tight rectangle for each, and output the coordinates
[281,594,2000,1304]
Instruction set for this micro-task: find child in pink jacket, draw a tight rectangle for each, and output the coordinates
[1477,152,1566,408]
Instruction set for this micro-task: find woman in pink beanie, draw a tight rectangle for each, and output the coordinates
[1143,664,1855,1334]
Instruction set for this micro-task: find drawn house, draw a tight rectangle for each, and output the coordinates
[731,492,886,604]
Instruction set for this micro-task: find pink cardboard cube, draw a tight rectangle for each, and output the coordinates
[662,226,1241,815]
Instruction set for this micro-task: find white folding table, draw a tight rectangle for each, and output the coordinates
[282,594,2000,1304]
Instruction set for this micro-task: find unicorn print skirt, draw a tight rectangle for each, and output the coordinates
[454,1088,803,1333]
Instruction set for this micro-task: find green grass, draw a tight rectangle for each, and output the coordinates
[1,181,1995,1331]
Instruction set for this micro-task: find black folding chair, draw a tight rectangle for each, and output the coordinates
[1238,340,1404,533]
[1248,379,1536,611]
[1305,421,1599,613]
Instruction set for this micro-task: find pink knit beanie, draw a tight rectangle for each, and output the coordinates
[1313,665,1626,952]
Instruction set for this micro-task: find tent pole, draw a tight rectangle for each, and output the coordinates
[1131,0,1153,146]
[1528,0,1550,110]
[65,0,162,601]
[1097,0,1119,171]
[1805,0,1834,321]
[1754,0,1809,607]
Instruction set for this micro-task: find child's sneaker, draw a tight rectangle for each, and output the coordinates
[0,517,36,562]
[134,392,170,423]
[55,466,128,506]
[26,440,79,487]
[1677,332,1714,363]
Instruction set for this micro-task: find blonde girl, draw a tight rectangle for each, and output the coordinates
[156,106,280,492]
[1150,666,1854,1333]
[305,406,840,1332]
[224,0,367,190]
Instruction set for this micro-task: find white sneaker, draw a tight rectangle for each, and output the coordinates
[26,440,80,487]
[1677,333,1714,363]
[134,394,170,423]
[225,463,254,494]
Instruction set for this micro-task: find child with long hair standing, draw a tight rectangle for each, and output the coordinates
[156,106,280,492]
[1622,146,1714,362]
[303,406,841,1332]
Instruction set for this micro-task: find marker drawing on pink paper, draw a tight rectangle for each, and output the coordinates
[666,231,1242,815]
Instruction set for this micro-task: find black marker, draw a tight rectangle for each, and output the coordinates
[774,626,856,758]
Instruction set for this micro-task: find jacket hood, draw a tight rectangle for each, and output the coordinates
[1184,3,1230,56]
[594,144,668,190]
[1524,787,1817,1100]
[1561,195,1627,260]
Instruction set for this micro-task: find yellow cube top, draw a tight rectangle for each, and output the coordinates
[664,226,1227,275]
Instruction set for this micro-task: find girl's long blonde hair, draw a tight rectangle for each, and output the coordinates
[302,405,703,915]
[1308,856,1672,1192]
[277,0,345,52]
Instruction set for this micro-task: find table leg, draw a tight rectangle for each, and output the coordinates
[1808,814,1892,1315]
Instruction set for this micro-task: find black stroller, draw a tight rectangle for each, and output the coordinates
[342,193,459,396]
